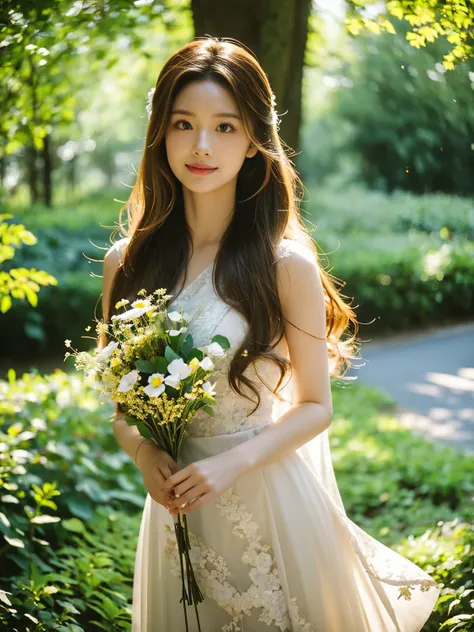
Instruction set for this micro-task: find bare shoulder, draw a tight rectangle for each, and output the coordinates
[104,236,130,268]
[275,238,321,305]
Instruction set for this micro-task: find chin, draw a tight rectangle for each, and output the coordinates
[183,175,230,193]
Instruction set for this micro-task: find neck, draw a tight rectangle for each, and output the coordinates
[182,179,237,250]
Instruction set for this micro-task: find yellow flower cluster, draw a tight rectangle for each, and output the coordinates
[122,329,157,364]
[96,322,109,337]
[188,357,201,373]
[154,392,187,425]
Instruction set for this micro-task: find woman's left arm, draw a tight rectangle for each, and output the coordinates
[164,247,333,515]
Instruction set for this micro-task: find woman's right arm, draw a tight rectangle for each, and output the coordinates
[101,242,180,507]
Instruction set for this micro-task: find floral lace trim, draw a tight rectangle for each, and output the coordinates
[344,526,439,600]
[164,487,315,631]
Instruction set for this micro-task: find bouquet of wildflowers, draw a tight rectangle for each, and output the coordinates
[65,288,230,632]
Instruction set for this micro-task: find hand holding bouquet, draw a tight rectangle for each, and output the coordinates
[66,287,230,632]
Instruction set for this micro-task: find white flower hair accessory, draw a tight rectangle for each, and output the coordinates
[269,90,282,129]
[146,87,155,119]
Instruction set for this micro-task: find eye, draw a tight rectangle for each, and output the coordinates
[217,123,235,133]
[172,120,235,133]
[174,119,192,130]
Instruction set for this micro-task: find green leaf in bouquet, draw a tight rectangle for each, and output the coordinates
[168,333,180,354]
[202,405,215,417]
[134,359,156,373]
[165,345,180,363]
[181,333,194,355]
[153,356,169,374]
[211,334,230,350]
[136,422,152,439]
[124,415,138,426]
[181,381,194,394]
[165,384,180,397]
[187,348,204,362]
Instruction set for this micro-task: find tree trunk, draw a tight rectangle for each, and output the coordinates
[191,0,311,157]
[0,155,6,190]
[42,133,53,207]
[25,143,40,205]
[26,55,40,206]
[68,154,77,201]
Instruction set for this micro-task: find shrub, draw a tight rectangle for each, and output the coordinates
[0,369,144,629]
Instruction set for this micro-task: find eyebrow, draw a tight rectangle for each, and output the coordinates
[171,108,241,120]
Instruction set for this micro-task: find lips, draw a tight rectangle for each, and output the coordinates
[186,164,218,175]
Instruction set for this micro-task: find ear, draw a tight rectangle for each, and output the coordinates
[246,143,258,159]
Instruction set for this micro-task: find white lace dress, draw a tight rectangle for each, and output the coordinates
[131,239,440,632]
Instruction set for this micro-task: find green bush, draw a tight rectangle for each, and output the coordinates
[1,189,120,359]
[1,227,106,358]
[0,368,143,629]
[306,187,474,239]
[305,186,474,335]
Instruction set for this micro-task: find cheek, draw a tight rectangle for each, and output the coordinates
[165,132,187,160]
[221,139,251,172]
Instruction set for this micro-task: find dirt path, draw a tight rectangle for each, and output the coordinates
[350,322,474,455]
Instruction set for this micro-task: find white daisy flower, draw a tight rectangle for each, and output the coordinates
[205,342,225,357]
[143,373,166,398]
[167,326,187,337]
[168,310,184,322]
[199,356,214,371]
[96,341,119,361]
[167,358,192,380]
[117,370,139,393]
[164,373,181,389]
[202,381,217,396]
[111,299,155,321]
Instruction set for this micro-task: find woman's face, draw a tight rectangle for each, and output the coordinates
[165,79,257,193]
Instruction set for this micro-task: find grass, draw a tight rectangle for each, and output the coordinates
[331,381,473,547]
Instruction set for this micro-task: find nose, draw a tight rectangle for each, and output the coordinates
[192,130,212,157]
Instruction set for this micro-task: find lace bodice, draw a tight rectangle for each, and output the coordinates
[166,238,300,438]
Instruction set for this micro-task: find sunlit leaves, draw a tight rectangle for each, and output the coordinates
[0,217,57,313]
[345,0,474,68]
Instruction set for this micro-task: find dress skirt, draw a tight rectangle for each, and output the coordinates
[132,424,439,632]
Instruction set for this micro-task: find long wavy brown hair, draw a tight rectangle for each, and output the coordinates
[103,36,360,414]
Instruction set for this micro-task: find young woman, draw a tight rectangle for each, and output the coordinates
[101,37,439,632]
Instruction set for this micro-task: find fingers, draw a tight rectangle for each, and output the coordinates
[160,465,172,480]
[168,482,209,510]
[143,468,175,508]
[162,467,190,493]
[170,477,197,500]
[170,461,184,474]
[173,492,211,515]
